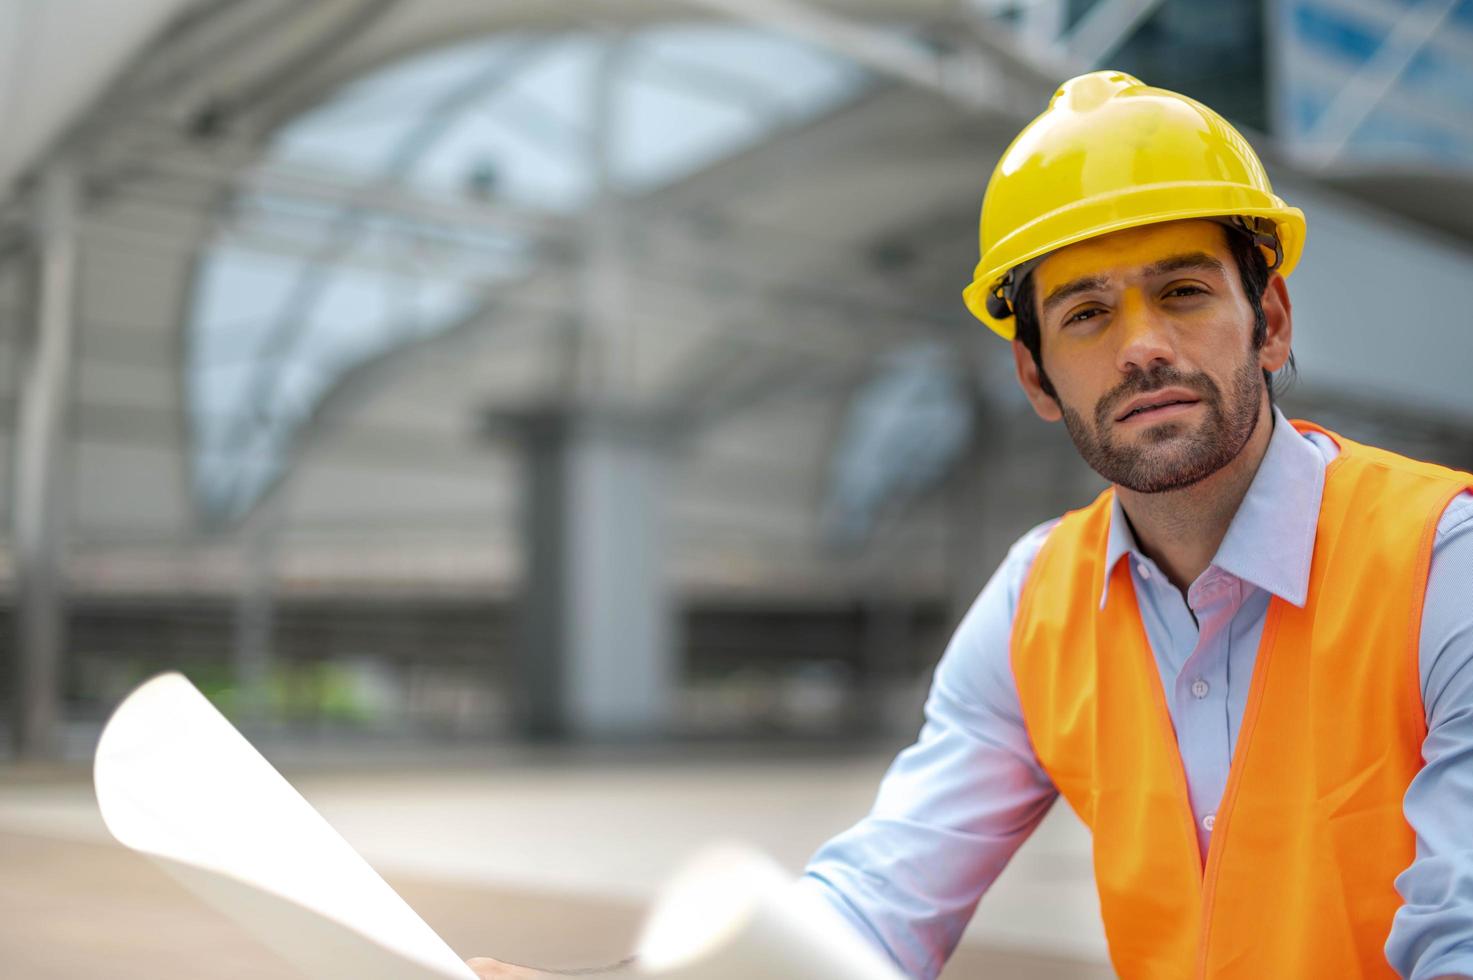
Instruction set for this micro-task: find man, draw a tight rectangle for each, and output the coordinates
[470,71,1473,979]
[798,71,1473,979]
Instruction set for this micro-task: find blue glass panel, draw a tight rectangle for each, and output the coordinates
[822,345,974,548]
[1292,4,1381,64]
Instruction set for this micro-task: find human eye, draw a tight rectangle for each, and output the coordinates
[1063,305,1104,326]
[1163,283,1207,299]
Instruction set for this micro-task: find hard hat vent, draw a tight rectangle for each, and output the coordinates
[1053,70,1142,112]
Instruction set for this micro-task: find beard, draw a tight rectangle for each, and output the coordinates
[1057,351,1263,494]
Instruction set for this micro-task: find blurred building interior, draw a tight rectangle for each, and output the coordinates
[2,0,1472,757]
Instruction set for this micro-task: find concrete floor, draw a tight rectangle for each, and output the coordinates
[0,751,1113,978]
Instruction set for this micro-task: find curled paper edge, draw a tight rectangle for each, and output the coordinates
[94,671,475,980]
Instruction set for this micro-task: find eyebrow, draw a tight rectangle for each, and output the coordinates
[1142,251,1227,279]
[1040,274,1109,318]
[1039,251,1229,318]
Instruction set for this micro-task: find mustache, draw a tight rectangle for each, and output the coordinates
[1095,367,1218,428]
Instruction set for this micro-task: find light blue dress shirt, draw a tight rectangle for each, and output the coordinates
[800,408,1473,980]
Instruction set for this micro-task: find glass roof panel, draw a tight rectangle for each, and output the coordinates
[616,63,768,192]
[821,344,974,549]
[270,35,541,179]
[617,26,867,191]
[186,25,871,523]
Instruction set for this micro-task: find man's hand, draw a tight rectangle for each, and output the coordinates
[466,958,543,978]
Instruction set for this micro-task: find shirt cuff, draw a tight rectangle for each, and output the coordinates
[793,871,913,975]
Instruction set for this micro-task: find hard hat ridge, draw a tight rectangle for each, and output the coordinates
[963,71,1306,340]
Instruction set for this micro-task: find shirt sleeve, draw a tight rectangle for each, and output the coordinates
[795,520,1061,980]
[1388,490,1473,980]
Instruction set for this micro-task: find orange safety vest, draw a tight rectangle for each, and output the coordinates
[1010,420,1473,978]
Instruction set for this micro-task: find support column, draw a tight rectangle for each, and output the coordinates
[503,32,672,740]
[11,161,80,759]
[504,409,675,740]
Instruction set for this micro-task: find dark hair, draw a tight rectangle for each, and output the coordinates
[1011,223,1296,404]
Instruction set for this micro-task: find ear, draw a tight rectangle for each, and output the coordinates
[1258,273,1293,372]
[1011,338,1062,422]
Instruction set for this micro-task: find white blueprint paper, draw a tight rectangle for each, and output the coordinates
[94,672,475,979]
[635,842,905,980]
[94,672,906,980]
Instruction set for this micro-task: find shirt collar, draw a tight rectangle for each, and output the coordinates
[1099,407,1325,610]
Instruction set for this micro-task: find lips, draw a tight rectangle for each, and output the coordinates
[1115,388,1201,422]
[1120,399,1196,420]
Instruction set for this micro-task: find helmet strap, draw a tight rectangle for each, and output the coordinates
[991,255,1046,321]
[1221,215,1284,272]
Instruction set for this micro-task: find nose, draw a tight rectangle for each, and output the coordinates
[1113,291,1177,375]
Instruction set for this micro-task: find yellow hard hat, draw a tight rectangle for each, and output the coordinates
[962,70,1306,340]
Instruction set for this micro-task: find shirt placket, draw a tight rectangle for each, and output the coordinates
[1178,568,1243,857]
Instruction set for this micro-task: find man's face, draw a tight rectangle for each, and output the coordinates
[1019,219,1270,494]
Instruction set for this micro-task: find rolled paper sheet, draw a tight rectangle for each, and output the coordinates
[142,854,477,979]
[95,672,906,979]
[635,842,906,980]
[94,672,475,980]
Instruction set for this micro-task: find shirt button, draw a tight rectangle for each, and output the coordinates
[1203,813,1216,832]
[1137,563,1151,580]
[1191,679,1210,699]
